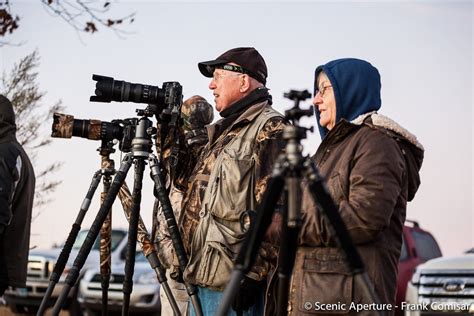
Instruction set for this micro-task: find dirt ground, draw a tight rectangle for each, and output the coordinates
[0,306,69,316]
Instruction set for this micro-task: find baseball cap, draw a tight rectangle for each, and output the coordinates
[198,47,267,85]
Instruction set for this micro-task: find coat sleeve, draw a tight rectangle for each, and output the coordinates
[301,129,406,246]
[0,149,19,229]
[250,116,286,274]
[340,131,405,243]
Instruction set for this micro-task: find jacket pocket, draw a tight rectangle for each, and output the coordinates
[297,249,353,314]
[210,149,255,220]
[193,216,245,290]
[327,173,346,204]
[196,240,235,290]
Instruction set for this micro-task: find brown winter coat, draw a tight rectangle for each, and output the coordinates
[287,113,424,315]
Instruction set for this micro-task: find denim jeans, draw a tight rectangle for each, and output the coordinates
[189,286,264,316]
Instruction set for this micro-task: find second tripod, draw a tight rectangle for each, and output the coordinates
[50,109,202,316]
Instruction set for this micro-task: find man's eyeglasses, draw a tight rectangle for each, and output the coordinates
[212,70,243,82]
[208,63,253,82]
[315,84,332,97]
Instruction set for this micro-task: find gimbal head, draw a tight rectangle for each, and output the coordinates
[136,105,158,118]
[283,89,314,123]
[284,89,312,101]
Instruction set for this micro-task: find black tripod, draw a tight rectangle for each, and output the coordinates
[216,90,382,316]
[49,109,202,316]
[36,140,116,316]
[38,138,180,316]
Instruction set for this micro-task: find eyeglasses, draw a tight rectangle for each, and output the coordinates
[316,84,332,97]
[212,70,243,82]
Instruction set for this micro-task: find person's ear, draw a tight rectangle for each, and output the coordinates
[239,75,251,93]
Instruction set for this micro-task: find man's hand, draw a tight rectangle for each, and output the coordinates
[184,127,208,148]
[232,277,264,313]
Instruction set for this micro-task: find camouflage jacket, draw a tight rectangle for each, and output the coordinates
[180,100,287,290]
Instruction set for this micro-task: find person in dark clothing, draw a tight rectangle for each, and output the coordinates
[0,95,35,296]
[286,59,424,315]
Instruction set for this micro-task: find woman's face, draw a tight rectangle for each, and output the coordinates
[313,72,336,130]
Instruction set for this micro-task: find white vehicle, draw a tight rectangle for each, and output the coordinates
[4,229,127,315]
[405,249,474,315]
[78,251,161,315]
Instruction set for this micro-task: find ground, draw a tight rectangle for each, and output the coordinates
[0,306,69,316]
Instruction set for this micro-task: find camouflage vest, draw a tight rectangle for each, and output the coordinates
[184,104,282,290]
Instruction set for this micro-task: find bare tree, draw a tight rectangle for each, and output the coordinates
[0,50,64,214]
[0,0,135,45]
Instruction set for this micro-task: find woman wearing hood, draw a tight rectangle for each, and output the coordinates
[286,59,424,315]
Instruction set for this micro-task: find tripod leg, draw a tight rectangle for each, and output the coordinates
[148,155,203,316]
[147,252,182,316]
[216,173,285,316]
[276,176,301,316]
[117,183,182,315]
[99,185,112,316]
[122,158,145,316]
[50,154,134,315]
[305,160,384,316]
[36,170,102,316]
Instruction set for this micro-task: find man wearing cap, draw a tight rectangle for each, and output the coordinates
[179,47,287,315]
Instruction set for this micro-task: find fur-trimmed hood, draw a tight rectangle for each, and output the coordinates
[353,111,424,201]
[352,111,423,151]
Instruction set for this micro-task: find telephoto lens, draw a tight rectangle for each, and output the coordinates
[90,74,165,105]
[51,112,123,142]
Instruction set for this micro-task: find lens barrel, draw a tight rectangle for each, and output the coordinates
[90,75,165,105]
[52,113,123,142]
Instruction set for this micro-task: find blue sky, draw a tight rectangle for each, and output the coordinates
[1,1,472,256]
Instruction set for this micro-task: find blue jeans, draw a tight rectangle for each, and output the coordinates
[189,286,264,316]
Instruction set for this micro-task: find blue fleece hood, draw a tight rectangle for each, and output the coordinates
[314,58,381,139]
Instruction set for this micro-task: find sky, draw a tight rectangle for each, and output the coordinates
[1,1,472,257]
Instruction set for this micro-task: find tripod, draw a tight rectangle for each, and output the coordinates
[49,108,202,316]
[38,138,180,316]
[36,140,116,316]
[216,90,383,316]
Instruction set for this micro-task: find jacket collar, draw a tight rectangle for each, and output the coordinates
[207,100,269,145]
[352,112,424,150]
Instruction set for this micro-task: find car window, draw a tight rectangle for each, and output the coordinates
[136,251,147,262]
[399,236,408,261]
[72,230,126,251]
[412,230,442,262]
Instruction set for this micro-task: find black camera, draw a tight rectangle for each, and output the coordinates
[90,75,182,113]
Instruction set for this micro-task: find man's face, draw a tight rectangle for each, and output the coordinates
[313,72,336,130]
[208,67,243,113]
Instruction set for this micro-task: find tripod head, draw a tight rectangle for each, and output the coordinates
[97,139,117,157]
[282,89,314,143]
[283,89,313,122]
[136,104,158,118]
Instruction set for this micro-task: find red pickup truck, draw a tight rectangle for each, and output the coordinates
[396,220,442,315]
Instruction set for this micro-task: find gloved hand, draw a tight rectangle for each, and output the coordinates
[232,277,264,313]
[184,127,208,149]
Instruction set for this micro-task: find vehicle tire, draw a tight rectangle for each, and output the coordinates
[67,288,84,316]
[84,308,100,316]
[9,304,38,314]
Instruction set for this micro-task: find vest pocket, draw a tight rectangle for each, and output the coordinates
[193,215,245,289]
[196,241,235,290]
[210,152,255,221]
